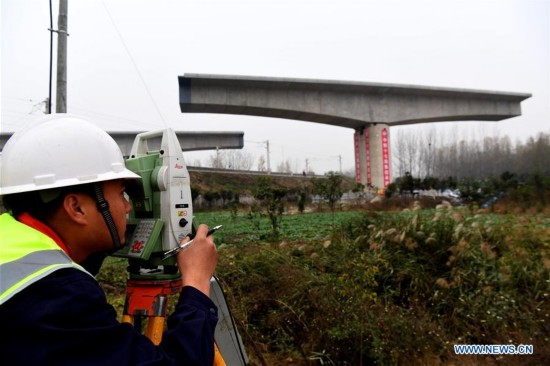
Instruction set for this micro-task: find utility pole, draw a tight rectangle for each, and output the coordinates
[265,140,271,174]
[215,146,221,168]
[56,0,68,113]
[338,155,342,173]
[44,98,51,114]
[47,0,53,114]
[246,139,271,173]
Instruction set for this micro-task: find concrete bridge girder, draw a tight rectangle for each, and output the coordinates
[179,74,531,189]
[0,131,245,160]
[106,131,244,158]
[179,74,529,129]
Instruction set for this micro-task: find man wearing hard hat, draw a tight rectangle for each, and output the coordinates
[0,114,218,365]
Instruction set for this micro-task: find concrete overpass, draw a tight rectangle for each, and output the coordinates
[0,131,244,159]
[105,131,244,158]
[179,73,531,188]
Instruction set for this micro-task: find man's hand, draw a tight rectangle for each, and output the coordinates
[177,224,218,296]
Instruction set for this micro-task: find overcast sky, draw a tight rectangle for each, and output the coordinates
[2,0,549,174]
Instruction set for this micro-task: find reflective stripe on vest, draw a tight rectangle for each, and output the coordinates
[0,213,92,305]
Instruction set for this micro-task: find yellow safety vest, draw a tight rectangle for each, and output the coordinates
[0,213,92,305]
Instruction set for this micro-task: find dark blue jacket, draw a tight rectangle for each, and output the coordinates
[0,267,218,365]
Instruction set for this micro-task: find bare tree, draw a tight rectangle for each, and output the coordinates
[209,150,224,169]
[393,127,421,177]
[225,150,254,170]
[418,127,437,177]
[276,159,292,174]
[208,150,254,170]
[257,155,266,172]
[517,132,550,175]
[394,125,549,182]
[189,158,202,167]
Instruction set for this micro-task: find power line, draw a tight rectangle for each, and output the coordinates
[1,96,42,103]
[67,105,158,128]
[101,1,166,126]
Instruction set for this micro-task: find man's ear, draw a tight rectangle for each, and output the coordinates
[62,193,93,224]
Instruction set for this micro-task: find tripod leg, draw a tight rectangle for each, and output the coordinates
[122,279,228,364]
[122,314,133,324]
[145,316,165,345]
[214,342,226,366]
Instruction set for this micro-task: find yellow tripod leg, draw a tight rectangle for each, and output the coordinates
[145,316,165,345]
[214,342,226,366]
[124,313,226,364]
[121,314,133,324]
[122,279,227,364]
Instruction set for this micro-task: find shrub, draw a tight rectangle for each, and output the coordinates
[217,209,550,365]
[101,208,550,365]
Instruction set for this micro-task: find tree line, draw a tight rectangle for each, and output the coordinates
[188,126,550,211]
[393,126,550,180]
[387,127,550,209]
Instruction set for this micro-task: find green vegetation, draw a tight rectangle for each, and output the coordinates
[87,134,550,365]
[251,176,288,240]
[98,207,550,365]
[97,166,550,365]
[195,209,361,247]
[212,209,549,365]
[311,172,345,213]
[389,170,550,212]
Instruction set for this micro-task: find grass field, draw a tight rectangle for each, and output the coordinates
[98,207,550,365]
[193,210,364,246]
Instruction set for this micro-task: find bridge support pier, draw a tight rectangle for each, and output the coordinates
[354,124,391,190]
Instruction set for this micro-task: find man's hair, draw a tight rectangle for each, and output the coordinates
[2,183,97,222]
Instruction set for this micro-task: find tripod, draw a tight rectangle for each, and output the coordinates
[122,277,226,365]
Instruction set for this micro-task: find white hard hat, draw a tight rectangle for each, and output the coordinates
[0,114,140,196]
